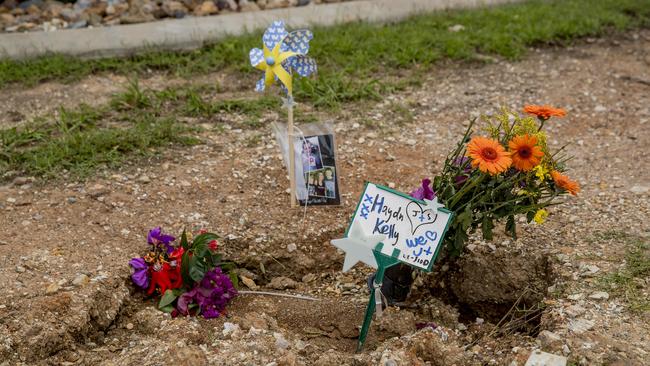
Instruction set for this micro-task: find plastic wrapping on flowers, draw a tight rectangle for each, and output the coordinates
[128,227,238,318]
[411,105,580,258]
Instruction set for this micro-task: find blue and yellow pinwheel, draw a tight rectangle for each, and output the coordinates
[249,21,317,96]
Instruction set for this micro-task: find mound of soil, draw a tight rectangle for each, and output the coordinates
[427,244,555,335]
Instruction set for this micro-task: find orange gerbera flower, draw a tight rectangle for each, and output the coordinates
[524,105,566,120]
[508,134,544,171]
[466,136,512,175]
[551,170,580,196]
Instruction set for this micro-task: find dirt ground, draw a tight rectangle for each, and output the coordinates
[1,30,649,365]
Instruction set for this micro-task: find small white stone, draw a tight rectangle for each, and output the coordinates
[524,350,567,366]
[567,293,583,301]
[287,243,297,253]
[45,283,60,295]
[222,322,241,339]
[448,24,465,32]
[273,332,289,350]
[579,264,600,277]
[538,330,562,347]
[568,318,594,334]
[630,185,649,194]
[72,274,90,287]
[588,291,609,300]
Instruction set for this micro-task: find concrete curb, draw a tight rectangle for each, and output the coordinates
[0,0,519,60]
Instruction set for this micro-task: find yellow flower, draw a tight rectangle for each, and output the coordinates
[533,164,548,181]
[533,209,548,224]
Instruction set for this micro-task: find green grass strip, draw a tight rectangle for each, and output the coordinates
[1,0,649,90]
[2,0,650,180]
[1,108,199,180]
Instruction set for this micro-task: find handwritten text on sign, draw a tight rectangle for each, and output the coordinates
[351,183,452,271]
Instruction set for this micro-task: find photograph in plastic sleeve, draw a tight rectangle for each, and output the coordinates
[299,134,340,206]
[301,136,323,173]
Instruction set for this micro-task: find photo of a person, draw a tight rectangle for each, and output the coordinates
[307,174,316,196]
[314,171,326,197]
[324,167,336,198]
[295,132,340,206]
[301,137,323,173]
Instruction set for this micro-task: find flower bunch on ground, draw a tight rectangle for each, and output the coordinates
[415,105,580,257]
[129,227,238,318]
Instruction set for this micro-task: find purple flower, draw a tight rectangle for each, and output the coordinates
[454,175,468,186]
[147,227,176,254]
[177,268,237,319]
[129,257,150,289]
[177,288,198,315]
[410,178,436,200]
[453,157,472,186]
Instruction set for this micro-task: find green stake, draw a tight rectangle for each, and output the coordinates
[356,243,401,353]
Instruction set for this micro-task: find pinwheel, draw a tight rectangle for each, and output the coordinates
[249,21,317,207]
[249,20,317,96]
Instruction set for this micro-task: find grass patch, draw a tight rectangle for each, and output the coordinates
[0,82,281,180]
[597,231,650,312]
[2,0,650,179]
[0,104,199,180]
[1,0,649,109]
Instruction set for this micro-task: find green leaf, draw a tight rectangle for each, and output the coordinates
[526,210,535,223]
[159,304,175,313]
[219,260,235,272]
[192,233,218,247]
[180,228,189,250]
[506,215,517,240]
[228,271,239,289]
[455,205,472,230]
[191,233,218,257]
[205,252,223,269]
[159,289,178,309]
[181,251,192,286]
[451,229,468,257]
[189,255,207,282]
[172,288,185,296]
[481,215,494,240]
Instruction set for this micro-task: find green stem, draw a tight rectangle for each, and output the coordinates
[537,117,547,132]
[448,174,486,208]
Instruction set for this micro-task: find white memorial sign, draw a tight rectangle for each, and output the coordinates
[333,182,453,271]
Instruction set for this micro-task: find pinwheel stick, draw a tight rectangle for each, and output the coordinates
[288,100,297,207]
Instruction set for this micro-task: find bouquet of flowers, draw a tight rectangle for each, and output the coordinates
[411,105,580,257]
[128,227,238,318]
